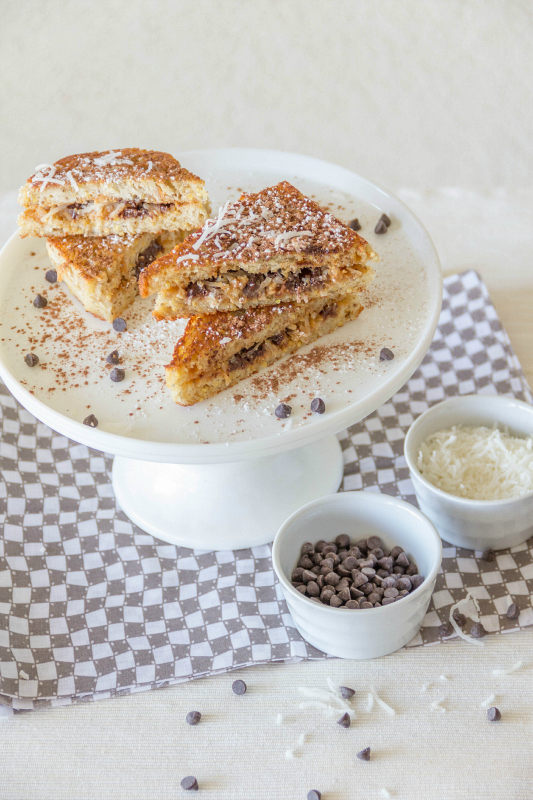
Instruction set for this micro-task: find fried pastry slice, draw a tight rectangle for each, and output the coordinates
[46,231,182,322]
[18,149,210,237]
[140,182,377,319]
[165,293,364,406]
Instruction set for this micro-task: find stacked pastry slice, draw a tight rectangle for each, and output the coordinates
[141,182,378,405]
[18,149,210,321]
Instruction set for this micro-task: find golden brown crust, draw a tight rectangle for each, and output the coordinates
[141,181,376,297]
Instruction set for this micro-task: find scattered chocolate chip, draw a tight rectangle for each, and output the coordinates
[380,213,391,227]
[452,609,466,627]
[24,353,39,367]
[106,349,120,365]
[275,402,292,419]
[307,791,322,800]
[112,317,127,332]
[348,218,361,231]
[507,603,520,619]
[481,548,495,562]
[487,706,501,722]
[357,747,371,761]
[232,679,247,695]
[180,776,198,791]
[33,294,47,308]
[379,347,395,362]
[110,367,125,382]
[374,219,387,234]
[337,712,351,728]
[186,711,201,725]
[470,622,488,639]
[310,397,326,414]
[83,414,98,428]
[45,269,57,283]
[339,686,355,699]
[439,622,454,637]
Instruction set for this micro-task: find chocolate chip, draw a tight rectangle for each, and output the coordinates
[301,570,315,583]
[232,679,247,695]
[342,556,358,570]
[298,555,314,569]
[383,587,399,598]
[357,747,371,761]
[366,536,381,550]
[439,622,454,637]
[361,567,376,578]
[113,317,127,332]
[396,552,410,568]
[481,548,495,562]
[390,546,404,559]
[180,776,198,791]
[106,349,120,365]
[411,574,425,589]
[348,218,361,231]
[110,367,125,382]
[345,599,359,608]
[186,711,201,725]
[374,219,387,234]
[507,603,520,619]
[307,581,320,597]
[307,791,322,800]
[337,712,351,728]
[452,609,466,626]
[396,577,412,591]
[310,397,326,414]
[275,402,292,419]
[45,269,57,283]
[33,294,47,308]
[302,542,315,554]
[487,706,501,722]
[360,601,373,609]
[325,571,340,586]
[470,622,488,639]
[339,686,355,699]
[24,353,39,367]
[83,414,98,428]
[330,595,343,607]
[380,213,391,227]
[382,597,396,605]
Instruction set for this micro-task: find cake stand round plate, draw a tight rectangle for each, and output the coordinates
[0,149,442,549]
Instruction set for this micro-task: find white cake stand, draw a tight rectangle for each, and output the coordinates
[0,149,442,550]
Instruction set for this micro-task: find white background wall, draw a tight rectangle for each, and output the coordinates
[2,0,532,194]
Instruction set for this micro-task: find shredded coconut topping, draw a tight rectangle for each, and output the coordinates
[480,694,496,708]
[66,170,78,191]
[430,698,447,713]
[370,685,396,716]
[93,150,134,167]
[492,660,523,677]
[449,593,485,647]
[32,165,66,191]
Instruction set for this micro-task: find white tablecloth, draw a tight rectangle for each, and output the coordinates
[1,189,532,800]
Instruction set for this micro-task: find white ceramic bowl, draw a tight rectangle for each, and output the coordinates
[404,395,533,551]
[272,492,442,660]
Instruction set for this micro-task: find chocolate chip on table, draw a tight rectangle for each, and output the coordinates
[357,747,371,761]
[380,213,391,227]
[186,711,201,725]
[24,353,39,367]
[487,707,501,722]
[83,414,98,428]
[339,686,355,699]
[439,622,454,637]
[45,269,57,283]
[310,397,326,414]
[348,218,361,231]
[106,349,120,365]
[110,367,125,382]
[33,294,47,308]
[374,218,388,234]
[337,712,351,728]
[180,776,199,791]
[452,609,466,627]
[379,347,394,362]
[112,317,127,332]
[232,679,247,695]
[275,402,292,419]
[470,622,488,639]
[307,791,322,800]
[481,548,495,562]
[507,603,520,619]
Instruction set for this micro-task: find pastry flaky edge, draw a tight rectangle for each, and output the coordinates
[46,231,183,322]
[165,292,364,406]
[139,181,377,319]
[18,149,211,237]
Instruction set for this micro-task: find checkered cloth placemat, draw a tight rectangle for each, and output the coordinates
[0,270,532,712]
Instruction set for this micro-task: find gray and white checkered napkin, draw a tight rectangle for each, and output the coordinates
[1,270,532,711]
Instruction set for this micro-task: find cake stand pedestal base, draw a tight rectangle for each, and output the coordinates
[112,435,344,550]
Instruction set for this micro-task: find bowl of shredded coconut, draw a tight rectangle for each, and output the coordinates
[404,395,533,550]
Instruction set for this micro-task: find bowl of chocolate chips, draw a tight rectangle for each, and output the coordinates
[272,492,442,659]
